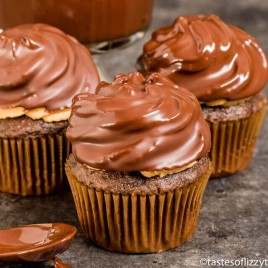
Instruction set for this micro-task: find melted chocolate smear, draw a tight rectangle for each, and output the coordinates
[53,256,71,268]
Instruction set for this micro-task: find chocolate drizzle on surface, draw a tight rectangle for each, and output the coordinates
[0,24,100,111]
[138,15,268,102]
[53,256,71,268]
[67,72,211,171]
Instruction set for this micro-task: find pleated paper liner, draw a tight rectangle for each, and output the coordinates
[209,104,267,177]
[0,133,69,196]
[66,161,211,253]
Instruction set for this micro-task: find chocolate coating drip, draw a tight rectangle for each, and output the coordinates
[67,72,211,171]
[0,24,99,110]
[53,256,71,268]
[138,15,268,102]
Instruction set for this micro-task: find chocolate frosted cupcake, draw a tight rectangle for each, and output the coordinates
[138,15,268,177]
[0,24,99,195]
[66,72,211,253]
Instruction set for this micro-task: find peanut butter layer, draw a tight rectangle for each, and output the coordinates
[202,94,267,123]
[141,161,197,178]
[0,107,71,122]
[201,97,251,107]
[67,154,211,195]
[0,116,68,139]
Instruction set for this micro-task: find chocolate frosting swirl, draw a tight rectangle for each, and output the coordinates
[67,72,211,171]
[0,24,99,110]
[138,15,268,102]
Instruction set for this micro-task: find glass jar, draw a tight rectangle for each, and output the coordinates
[0,0,154,52]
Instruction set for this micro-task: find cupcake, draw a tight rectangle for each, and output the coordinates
[0,24,100,196]
[137,15,268,177]
[65,72,211,253]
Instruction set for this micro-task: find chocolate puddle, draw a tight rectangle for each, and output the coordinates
[0,223,76,263]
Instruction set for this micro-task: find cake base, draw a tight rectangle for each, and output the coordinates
[66,155,211,253]
[202,94,267,177]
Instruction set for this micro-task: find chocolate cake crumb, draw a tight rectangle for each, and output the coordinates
[202,94,267,123]
[67,154,211,195]
[0,116,68,138]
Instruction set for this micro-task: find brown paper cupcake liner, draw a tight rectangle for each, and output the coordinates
[66,161,210,253]
[0,133,69,196]
[209,105,266,177]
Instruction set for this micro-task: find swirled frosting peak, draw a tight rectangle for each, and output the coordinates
[0,24,99,111]
[138,15,268,102]
[67,72,211,171]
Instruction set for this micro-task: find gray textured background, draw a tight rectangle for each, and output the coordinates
[0,0,267,267]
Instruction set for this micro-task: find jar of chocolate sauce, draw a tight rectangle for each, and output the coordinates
[0,0,154,52]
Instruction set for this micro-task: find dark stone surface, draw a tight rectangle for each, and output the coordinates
[0,0,268,267]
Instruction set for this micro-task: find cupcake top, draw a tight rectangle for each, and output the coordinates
[67,72,211,172]
[0,24,99,122]
[138,15,268,103]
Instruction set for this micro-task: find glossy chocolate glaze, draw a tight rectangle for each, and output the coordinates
[0,0,153,43]
[0,24,99,111]
[138,15,268,102]
[0,223,77,262]
[67,72,211,171]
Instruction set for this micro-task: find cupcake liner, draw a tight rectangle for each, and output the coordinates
[209,104,266,177]
[0,133,69,196]
[66,161,211,253]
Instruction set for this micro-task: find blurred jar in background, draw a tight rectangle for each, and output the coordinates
[0,0,154,51]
